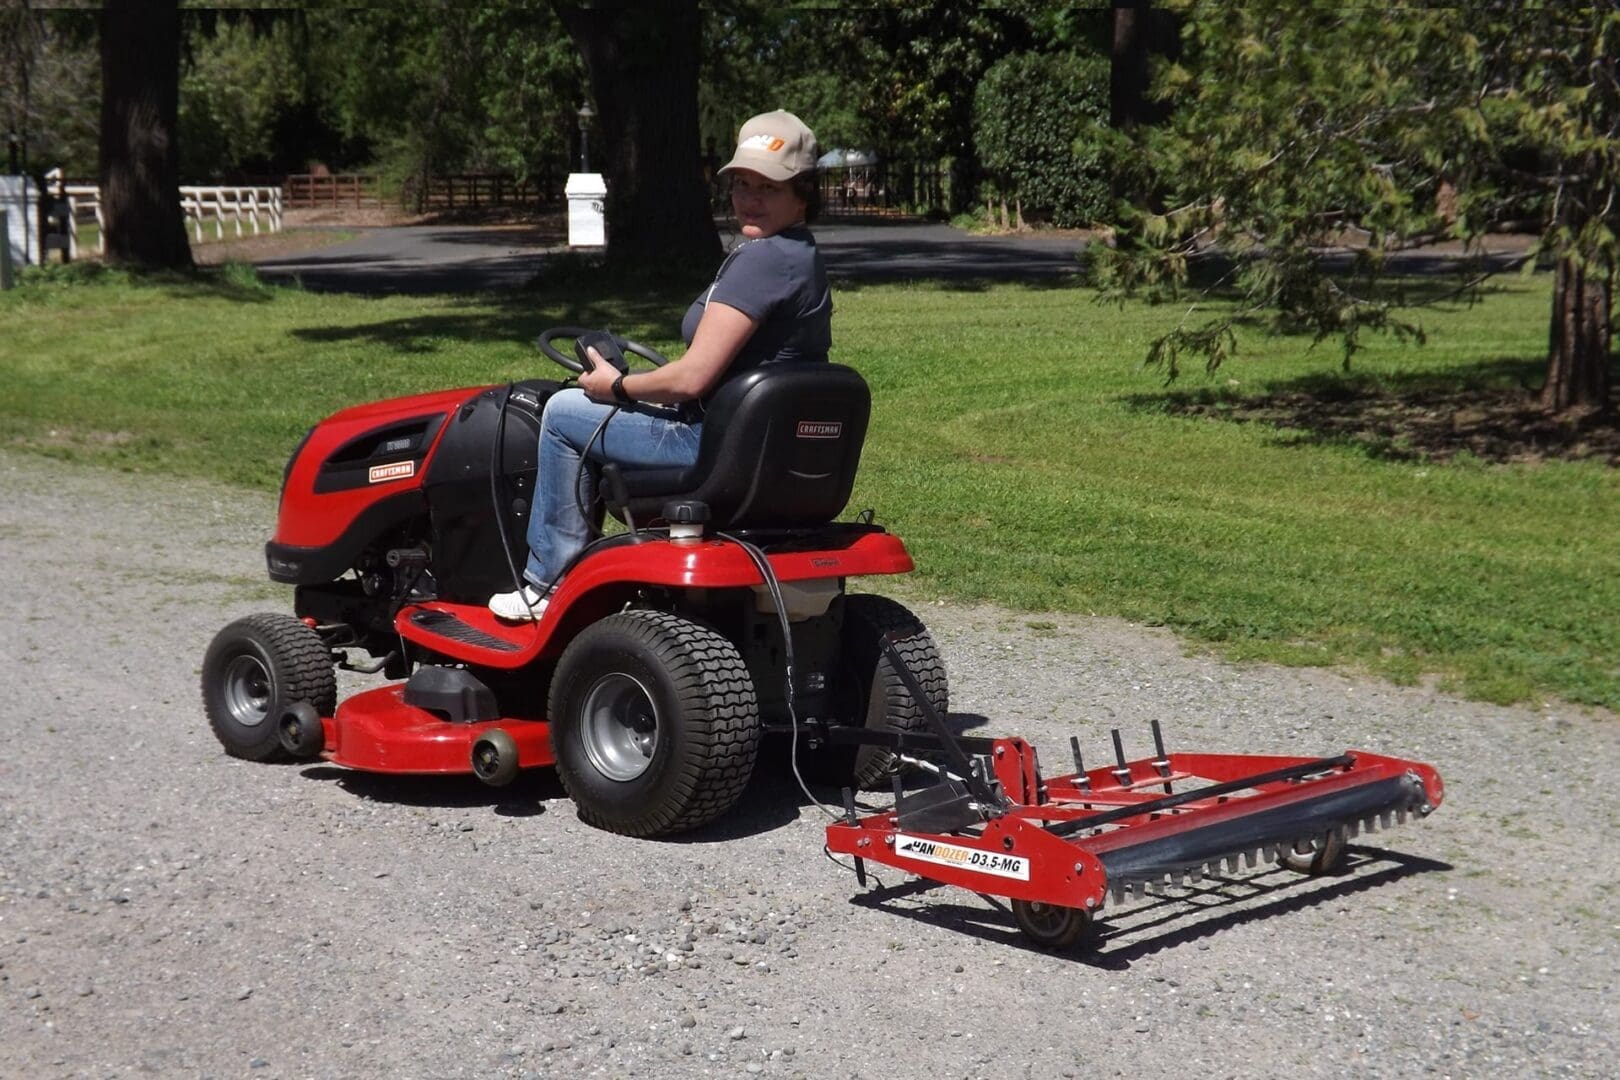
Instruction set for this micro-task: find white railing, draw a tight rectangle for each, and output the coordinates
[52,177,283,259]
[179,186,284,243]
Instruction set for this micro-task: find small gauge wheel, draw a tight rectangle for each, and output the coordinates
[1281,829,1347,875]
[1011,899,1094,949]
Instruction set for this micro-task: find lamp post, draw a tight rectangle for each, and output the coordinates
[4,131,18,174]
[576,102,594,173]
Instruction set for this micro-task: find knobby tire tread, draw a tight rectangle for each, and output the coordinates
[557,609,759,837]
[844,594,949,790]
[204,613,336,762]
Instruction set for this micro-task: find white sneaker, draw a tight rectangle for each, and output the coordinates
[488,584,549,622]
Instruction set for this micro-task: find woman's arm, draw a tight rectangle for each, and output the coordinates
[577,302,758,405]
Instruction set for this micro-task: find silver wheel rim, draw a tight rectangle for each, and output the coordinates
[223,653,273,728]
[580,673,660,782]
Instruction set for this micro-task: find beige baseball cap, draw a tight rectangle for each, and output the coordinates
[718,110,818,181]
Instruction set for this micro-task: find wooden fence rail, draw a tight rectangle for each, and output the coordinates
[284,173,558,210]
[284,174,379,209]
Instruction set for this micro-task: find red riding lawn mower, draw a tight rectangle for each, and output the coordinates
[202,329,1444,949]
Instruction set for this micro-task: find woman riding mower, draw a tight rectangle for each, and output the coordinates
[490,109,832,622]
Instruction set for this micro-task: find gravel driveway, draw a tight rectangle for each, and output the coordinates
[1,450,1615,1079]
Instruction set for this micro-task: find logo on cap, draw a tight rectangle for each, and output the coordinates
[741,134,786,153]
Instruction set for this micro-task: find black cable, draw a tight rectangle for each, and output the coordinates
[715,530,843,825]
[574,404,619,537]
[487,376,617,619]
[489,382,528,597]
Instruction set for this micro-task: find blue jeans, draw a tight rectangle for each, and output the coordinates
[523,388,702,588]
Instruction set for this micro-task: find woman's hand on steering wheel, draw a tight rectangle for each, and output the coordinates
[577,349,620,402]
[535,326,670,376]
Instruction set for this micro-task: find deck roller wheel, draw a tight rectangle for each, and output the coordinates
[1011,899,1094,950]
[471,729,521,787]
[1282,829,1348,875]
[277,701,325,759]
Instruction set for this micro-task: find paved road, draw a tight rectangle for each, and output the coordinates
[252,219,1087,293]
[253,224,561,294]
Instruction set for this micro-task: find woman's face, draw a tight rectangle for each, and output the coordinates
[729,169,807,239]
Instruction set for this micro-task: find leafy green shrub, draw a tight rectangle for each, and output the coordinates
[973,51,1110,228]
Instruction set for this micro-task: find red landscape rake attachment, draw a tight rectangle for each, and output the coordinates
[824,642,1445,948]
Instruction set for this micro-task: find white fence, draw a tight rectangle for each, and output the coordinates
[54,178,283,259]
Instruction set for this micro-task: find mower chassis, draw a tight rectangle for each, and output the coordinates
[312,528,915,776]
[317,685,554,775]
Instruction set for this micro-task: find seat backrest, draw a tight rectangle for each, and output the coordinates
[622,363,871,528]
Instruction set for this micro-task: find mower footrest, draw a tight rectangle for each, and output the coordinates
[406,607,524,652]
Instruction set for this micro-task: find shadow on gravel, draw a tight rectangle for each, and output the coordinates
[288,707,996,840]
[662,712,997,844]
[300,764,560,816]
[849,846,1451,966]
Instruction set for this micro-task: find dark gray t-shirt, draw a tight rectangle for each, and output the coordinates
[681,225,832,378]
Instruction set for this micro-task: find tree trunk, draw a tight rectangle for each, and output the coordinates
[98,0,191,269]
[553,0,719,267]
[1542,255,1613,413]
[1111,2,1150,131]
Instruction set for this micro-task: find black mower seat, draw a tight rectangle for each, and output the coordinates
[618,362,870,529]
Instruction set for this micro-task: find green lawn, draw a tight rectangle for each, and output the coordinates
[2,263,1614,711]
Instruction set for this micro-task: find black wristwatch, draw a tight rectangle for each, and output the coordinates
[611,373,631,404]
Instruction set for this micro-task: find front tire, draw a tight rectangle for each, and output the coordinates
[547,610,759,837]
[202,614,336,762]
[813,595,948,790]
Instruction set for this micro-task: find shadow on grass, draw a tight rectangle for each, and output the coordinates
[14,260,280,304]
[1128,357,1620,466]
[284,280,699,355]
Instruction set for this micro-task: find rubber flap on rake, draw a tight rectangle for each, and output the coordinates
[823,638,1445,944]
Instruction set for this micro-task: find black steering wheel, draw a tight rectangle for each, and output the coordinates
[535,326,671,376]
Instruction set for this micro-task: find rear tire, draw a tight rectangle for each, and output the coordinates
[810,595,948,790]
[201,614,336,762]
[547,610,759,837]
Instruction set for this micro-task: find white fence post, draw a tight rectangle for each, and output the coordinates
[42,182,286,254]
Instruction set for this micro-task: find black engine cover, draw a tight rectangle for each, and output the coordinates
[422,380,560,602]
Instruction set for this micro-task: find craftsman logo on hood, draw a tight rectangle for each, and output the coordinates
[368,460,415,484]
[796,420,842,439]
